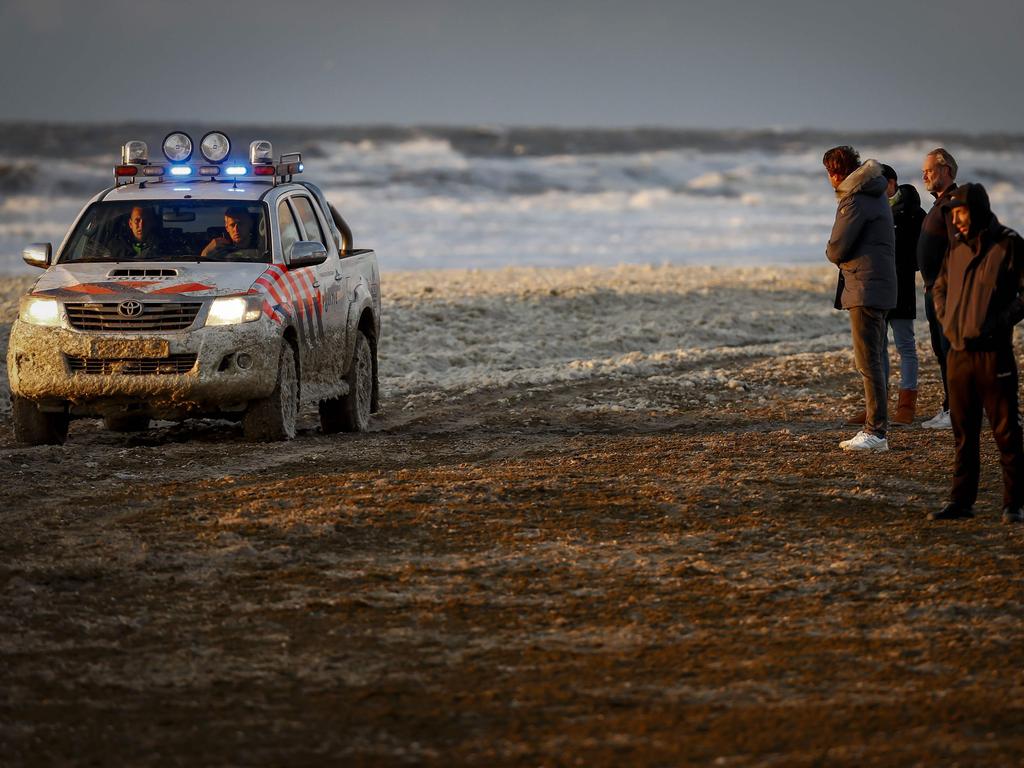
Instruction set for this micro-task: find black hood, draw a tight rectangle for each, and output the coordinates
[892,183,922,216]
[950,182,995,241]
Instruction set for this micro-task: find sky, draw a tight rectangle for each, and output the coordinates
[1,0,1022,132]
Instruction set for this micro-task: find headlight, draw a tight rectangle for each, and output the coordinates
[206,296,263,326]
[19,297,61,326]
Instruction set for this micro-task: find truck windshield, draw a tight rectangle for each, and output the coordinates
[61,201,270,264]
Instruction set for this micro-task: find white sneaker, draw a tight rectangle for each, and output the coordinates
[840,431,889,451]
[922,409,952,429]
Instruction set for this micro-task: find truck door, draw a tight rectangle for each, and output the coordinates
[290,194,350,392]
[275,198,328,397]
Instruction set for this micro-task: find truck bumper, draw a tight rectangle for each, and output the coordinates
[7,319,282,418]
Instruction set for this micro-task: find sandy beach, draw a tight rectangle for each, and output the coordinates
[3,264,1024,765]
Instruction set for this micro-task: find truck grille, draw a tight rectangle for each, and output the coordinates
[65,302,202,331]
[65,354,198,375]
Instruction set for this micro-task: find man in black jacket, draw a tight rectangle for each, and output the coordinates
[930,183,1024,523]
[107,206,165,260]
[918,148,958,429]
[823,146,897,451]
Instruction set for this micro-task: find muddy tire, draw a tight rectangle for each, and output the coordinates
[103,414,150,432]
[12,395,69,446]
[243,342,298,441]
[319,331,373,433]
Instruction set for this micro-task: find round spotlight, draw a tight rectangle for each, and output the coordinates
[200,131,231,163]
[162,132,193,162]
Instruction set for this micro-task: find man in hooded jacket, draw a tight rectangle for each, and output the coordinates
[823,145,898,451]
[931,183,1024,523]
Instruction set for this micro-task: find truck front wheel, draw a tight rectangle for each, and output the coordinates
[12,395,69,446]
[243,342,298,441]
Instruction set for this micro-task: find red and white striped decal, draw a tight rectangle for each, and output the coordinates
[252,265,324,338]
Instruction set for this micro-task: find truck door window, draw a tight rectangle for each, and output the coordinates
[278,200,300,257]
[291,196,327,247]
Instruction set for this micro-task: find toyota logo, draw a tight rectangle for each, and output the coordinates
[117,300,144,317]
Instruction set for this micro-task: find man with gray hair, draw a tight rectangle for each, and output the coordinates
[918,148,959,429]
[823,145,898,451]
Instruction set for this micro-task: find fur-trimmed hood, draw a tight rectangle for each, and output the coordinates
[836,159,887,200]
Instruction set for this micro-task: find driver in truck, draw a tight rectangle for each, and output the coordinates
[108,205,165,259]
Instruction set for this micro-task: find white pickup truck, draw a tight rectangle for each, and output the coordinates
[7,131,380,444]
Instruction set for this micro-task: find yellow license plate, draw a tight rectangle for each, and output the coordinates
[90,338,170,358]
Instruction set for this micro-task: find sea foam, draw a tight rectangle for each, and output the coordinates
[2,127,1023,274]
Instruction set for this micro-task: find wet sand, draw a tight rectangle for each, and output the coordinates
[2,266,1023,766]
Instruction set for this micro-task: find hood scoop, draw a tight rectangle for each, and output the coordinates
[107,268,179,278]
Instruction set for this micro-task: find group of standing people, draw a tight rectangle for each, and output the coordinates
[823,145,1024,523]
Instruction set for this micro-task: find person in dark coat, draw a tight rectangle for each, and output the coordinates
[823,145,898,451]
[917,148,959,429]
[930,183,1024,523]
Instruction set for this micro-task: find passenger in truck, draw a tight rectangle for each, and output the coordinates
[201,207,261,261]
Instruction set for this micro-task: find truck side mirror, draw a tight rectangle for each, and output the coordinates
[285,241,328,269]
[23,243,52,269]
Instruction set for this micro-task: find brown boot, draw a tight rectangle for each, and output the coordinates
[844,409,866,425]
[891,388,917,426]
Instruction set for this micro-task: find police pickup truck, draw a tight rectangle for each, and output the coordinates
[7,131,380,444]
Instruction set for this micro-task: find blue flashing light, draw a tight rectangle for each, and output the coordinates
[225,165,248,176]
[297,163,304,172]
[170,166,192,176]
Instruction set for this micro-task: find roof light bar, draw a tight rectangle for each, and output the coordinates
[162,132,193,162]
[116,134,306,187]
[200,131,231,163]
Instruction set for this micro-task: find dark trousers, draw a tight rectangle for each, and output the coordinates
[924,287,951,410]
[948,346,1024,508]
[849,306,888,437]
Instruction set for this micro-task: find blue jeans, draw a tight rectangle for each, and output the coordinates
[883,317,919,390]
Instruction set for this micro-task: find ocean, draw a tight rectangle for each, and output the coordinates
[2,123,1023,275]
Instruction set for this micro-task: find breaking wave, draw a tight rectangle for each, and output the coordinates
[2,123,1024,273]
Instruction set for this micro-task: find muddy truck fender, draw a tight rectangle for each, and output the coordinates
[343,255,381,405]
